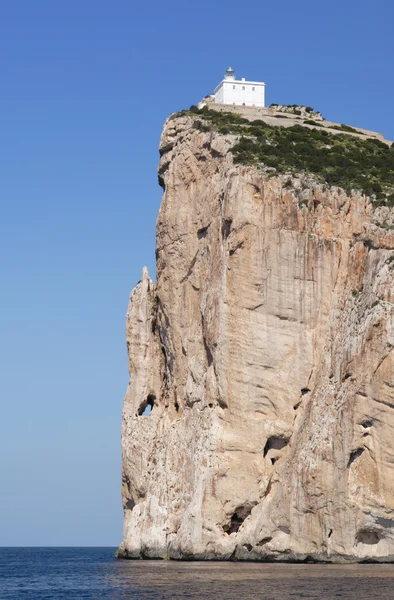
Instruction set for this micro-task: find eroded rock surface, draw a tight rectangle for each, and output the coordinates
[118,114,394,562]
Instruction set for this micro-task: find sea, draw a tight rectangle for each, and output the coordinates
[1,547,394,599]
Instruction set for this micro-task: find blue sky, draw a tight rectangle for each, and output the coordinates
[1,0,393,546]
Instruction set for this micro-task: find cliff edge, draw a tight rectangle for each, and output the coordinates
[118,107,394,562]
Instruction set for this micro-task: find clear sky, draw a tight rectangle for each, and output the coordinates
[1,0,393,546]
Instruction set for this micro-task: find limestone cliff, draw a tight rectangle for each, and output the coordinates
[118,109,394,562]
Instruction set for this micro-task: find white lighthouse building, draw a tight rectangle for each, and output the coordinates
[214,68,266,108]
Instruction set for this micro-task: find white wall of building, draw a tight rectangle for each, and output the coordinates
[215,84,224,104]
[214,73,265,108]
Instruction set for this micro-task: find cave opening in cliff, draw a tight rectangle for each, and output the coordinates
[356,530,381,545]
[223,504,256,535]
[263,435,289,457]
[138,394,155,416]
[347,447,365,468]
[223,511,246,535]
[221,218,232,240]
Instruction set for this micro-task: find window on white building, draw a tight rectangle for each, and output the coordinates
[242,86,245,90]
[252,87,255,91]
[233,85,235,89]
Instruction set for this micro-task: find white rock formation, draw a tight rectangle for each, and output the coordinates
[117,113,394,562]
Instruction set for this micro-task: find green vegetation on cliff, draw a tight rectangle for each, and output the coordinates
[176,106,394,206]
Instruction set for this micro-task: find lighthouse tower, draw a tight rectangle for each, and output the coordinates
[214,68,265,108]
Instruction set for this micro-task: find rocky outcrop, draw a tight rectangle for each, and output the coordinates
[269,104,324,120]
[117,113,394,562]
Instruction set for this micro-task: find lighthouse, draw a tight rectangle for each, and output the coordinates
[214,68,266,108]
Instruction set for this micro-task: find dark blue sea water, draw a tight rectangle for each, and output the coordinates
[1,547,394,599]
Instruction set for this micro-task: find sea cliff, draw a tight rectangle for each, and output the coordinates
[118,107,394,562]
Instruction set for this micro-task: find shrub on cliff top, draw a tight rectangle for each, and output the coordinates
[304,120,323,127]
[329,123,365,135]
[176,107,394,204]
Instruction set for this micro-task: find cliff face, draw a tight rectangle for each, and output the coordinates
[118,113,394,562]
